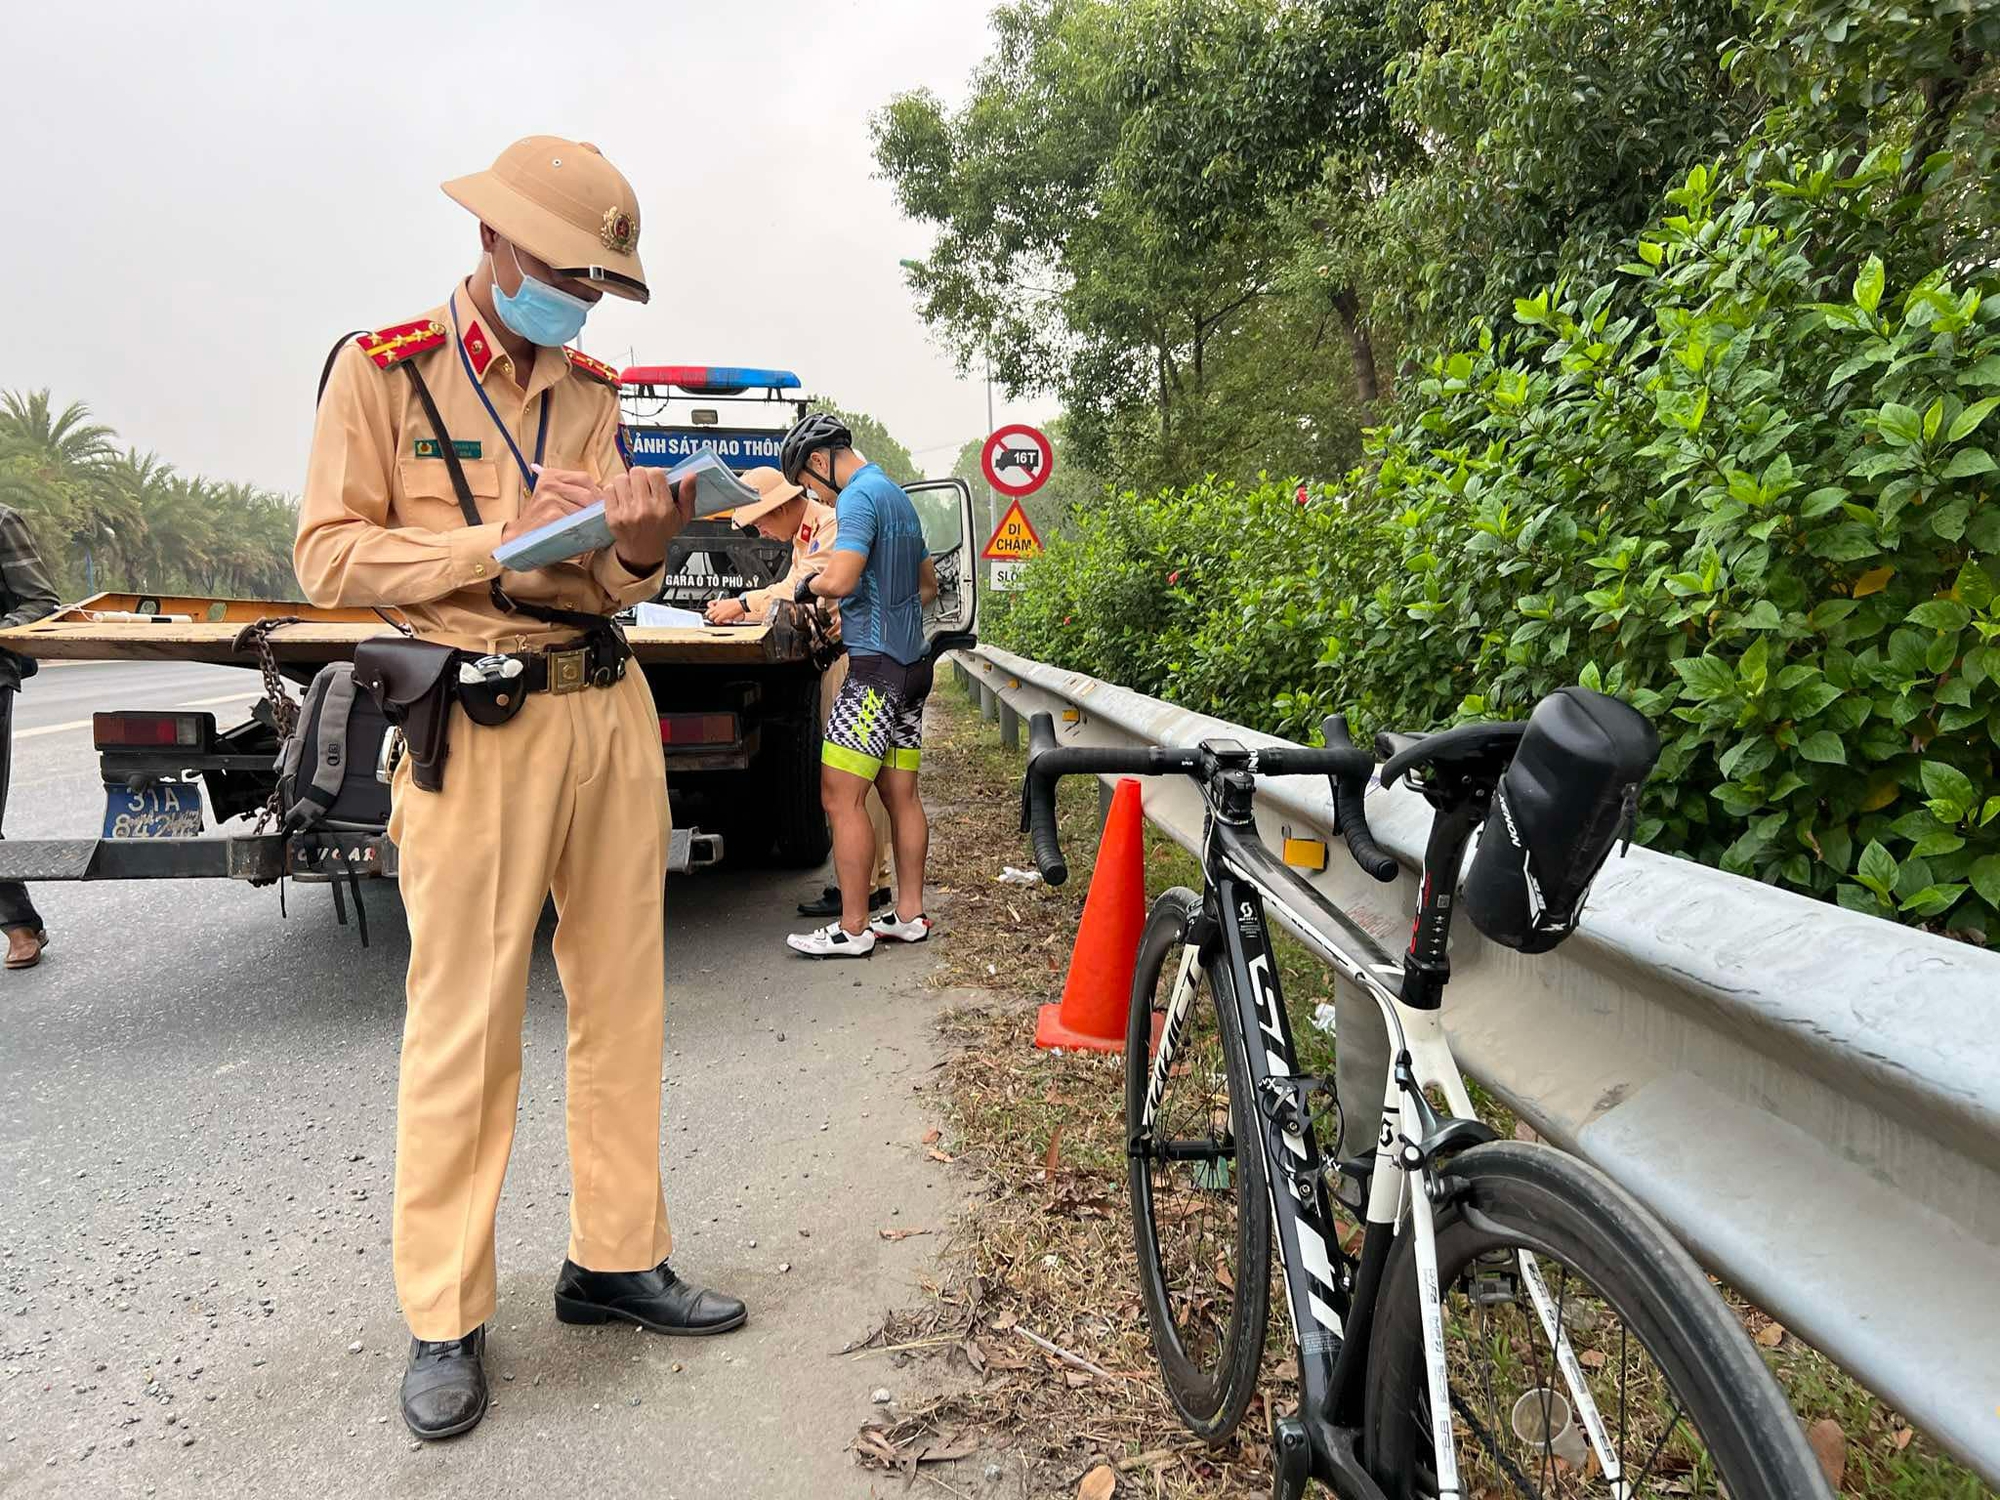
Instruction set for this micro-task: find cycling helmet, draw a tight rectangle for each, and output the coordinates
[780,412,854,485]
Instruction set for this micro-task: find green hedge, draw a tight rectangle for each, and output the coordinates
[996,150,2000,941]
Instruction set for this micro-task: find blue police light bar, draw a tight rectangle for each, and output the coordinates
[619,364,802,396]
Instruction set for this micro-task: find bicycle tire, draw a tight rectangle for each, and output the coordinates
[1124,887,1271,1442]
[1363,1142,1830,1498]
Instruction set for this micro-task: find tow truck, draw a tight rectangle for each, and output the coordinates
[0,364,977,900]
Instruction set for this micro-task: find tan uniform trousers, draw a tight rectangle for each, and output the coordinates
[822,650,892,887]
[388,669,673,1341]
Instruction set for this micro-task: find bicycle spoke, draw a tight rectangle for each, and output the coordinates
[1425,1241,1744,1499]
[1524,1277,1553,1492]
[1618,1321,1629,1481]
[1628,1393,1689,1495]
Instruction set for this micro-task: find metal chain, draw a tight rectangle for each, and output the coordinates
[231,616,300,833]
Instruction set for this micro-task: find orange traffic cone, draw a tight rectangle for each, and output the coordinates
[1036,777,1151,1053]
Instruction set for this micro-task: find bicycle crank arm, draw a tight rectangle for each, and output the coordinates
[1271,1417,1310,1500]
[1270,1418,1391,1500]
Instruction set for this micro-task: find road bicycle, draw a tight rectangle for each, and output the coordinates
[1020,709,1827,1500]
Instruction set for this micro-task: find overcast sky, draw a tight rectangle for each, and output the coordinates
[1,0,1054,490]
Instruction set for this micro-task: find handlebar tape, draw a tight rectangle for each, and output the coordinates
[1023,712,1069,886]
[1324,715,1399,884]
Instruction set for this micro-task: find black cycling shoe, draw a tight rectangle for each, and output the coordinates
[399,1325,489,1441]
[796,885,892,917]
[553,1258,748,1336]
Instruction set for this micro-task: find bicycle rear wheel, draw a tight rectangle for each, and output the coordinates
[1124,887,1270,1442]
[1364,1142,1829,1498]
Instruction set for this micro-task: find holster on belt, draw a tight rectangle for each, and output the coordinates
[352,637,459,793]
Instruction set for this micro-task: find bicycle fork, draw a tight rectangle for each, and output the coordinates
[1380,1010,1629,1498]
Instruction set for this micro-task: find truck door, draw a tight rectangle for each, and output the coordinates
[905,478,978,654]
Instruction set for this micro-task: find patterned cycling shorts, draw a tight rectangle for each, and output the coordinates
[822,655,932,779]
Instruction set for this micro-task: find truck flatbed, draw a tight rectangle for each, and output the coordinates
[0,592,803,668]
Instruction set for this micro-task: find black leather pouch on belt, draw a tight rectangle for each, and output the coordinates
[352,638,459,793]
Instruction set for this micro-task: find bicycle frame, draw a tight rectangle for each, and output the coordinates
[1013,707,1716,1497]
[1141,769,1613,1498]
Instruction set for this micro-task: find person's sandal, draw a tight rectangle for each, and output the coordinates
[5,929,48,970]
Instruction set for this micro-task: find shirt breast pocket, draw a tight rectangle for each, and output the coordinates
[395,457,503,531]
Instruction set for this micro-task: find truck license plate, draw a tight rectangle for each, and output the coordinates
[102,782,205,839]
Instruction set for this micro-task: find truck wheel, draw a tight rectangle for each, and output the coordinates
[759,714,832,869]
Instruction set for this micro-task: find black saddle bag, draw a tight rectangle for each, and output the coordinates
[1461,686,1660,953]
[352,638,459,793]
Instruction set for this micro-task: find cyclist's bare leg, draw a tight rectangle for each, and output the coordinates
[875,767,928,921]
[820,764,877,934]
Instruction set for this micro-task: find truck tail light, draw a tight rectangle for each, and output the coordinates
[94,711,215,751]
[658,712,739,748]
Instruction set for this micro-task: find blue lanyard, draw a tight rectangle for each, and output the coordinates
[450,297,550,490]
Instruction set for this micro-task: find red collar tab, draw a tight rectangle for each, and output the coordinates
[461,318,496,379]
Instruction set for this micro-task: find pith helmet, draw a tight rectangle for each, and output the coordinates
[443,135,648,302]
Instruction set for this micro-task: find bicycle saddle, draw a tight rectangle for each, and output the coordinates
[1375,721,1528,788]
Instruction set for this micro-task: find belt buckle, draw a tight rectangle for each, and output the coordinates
[548,647,589,695]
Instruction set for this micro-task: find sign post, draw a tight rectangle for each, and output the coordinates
[979,424,1053,589]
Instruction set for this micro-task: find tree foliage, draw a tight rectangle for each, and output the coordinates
[989,0,2000,944]
[0,389,299,601]
[874,0,1395,489]
[1362,0,1755,349]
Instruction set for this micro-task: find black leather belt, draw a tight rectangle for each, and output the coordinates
[498,634,631,695]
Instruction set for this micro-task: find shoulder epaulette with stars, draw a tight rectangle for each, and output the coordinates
[565,348,620,387]
[356,318,447,370]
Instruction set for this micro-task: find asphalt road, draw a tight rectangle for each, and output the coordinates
[0,661,960,1498]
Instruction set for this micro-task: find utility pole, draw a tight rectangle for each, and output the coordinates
[984,341,999,561]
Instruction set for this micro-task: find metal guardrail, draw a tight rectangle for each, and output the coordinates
[953,643,2000,1481]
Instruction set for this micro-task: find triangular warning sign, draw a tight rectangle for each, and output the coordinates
[981,499,1044,561]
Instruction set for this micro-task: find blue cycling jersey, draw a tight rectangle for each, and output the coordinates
[832,464,927,666]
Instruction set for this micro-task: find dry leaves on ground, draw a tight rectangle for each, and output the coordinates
[853,1410,981,1478]
[1806,1417,1847,1488]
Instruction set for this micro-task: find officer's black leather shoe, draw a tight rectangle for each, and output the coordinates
[399,1325,488,1440]
[554,1258,748,1336]
[797,885,892,917]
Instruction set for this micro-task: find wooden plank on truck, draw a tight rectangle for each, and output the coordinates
[0,592,805,668]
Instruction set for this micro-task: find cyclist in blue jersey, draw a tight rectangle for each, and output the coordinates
[778,414,937,958]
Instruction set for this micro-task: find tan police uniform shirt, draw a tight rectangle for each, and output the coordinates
[740,497,839,616]
[296,283,663,652]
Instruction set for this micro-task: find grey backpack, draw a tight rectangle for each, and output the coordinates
[275,662,396,832]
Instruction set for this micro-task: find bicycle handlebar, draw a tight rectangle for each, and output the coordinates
[1020,711,1399,887]
[1322,714,1399,883]
[1021,715,1200,885]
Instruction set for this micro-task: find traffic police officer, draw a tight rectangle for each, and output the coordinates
[707,466,894,913]
[296,135,746,1442]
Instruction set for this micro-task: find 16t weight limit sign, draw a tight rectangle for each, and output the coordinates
[981,423,1054,500]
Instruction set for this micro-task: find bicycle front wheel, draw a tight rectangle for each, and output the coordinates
[1125,887,1271,1442]
[1364,1142,1829,1498]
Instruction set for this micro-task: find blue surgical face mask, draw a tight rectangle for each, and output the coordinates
[490,242,592,347]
